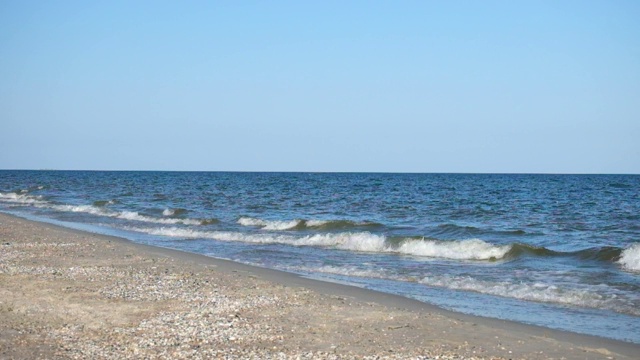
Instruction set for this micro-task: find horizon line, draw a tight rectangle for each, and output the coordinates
[1,168,638,176]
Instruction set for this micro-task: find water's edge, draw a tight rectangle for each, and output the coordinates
[3,210,640,350]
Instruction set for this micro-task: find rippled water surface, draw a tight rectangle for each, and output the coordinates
[1,171,639,342]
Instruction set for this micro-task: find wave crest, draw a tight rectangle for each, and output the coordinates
[130,226,510,261]
[619,244,640,272]
[162,208,188,217]
[0,192,217,226]
[397,238,512,260]
[0,191,47,205]
[237,217,383,231]
[279,264,639,316]
[419,275,640,316]
[237,217,301,230]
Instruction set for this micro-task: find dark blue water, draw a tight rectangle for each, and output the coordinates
[1,171,639,343]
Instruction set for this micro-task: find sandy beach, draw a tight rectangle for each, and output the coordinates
[0,213,637,359]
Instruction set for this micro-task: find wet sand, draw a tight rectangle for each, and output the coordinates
[1,212,638,359]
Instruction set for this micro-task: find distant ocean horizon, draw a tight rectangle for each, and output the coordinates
[13,168,640,175]
[1,170,639,343]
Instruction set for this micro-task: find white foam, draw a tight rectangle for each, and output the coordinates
[279,262,639,316]
[53,204,106,216]
[237,217,301,230]
[397,238,512,260]
[305,220,330,227]
[312,265,385,279]
[132,226,388,250]
[139,227,211,239]
[0,192,47,205]
[237,217,264,226]
[116,211,202,226]
[619,244,640,272]
[162,208,175,216]
[129,226,510,262]
[50,203,202,226]
[418,275,640,316]
[0,191,210,226]
[237,217,378,231]
[297,232,387,252]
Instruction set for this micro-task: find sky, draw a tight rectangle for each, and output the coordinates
[1,1,639,173]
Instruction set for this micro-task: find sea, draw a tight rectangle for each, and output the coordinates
[1,171,639,343]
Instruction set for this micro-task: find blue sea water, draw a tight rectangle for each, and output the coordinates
[1,171,639,343]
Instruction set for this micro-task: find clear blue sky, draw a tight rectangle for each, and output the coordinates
[1,1,638,173]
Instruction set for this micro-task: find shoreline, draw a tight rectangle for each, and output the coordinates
[1,212,638,359]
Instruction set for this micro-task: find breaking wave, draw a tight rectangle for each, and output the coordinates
[52,204,213,226]
[237,217,301,230]
[130,226,511,261]
[0,191,47,205]
[119,224,640,270]
[278,264,640,316]
[503,243,633,264]
[237,216,383,231]
[397,238,512,260]
[619,244,640,272]
[162,208,188,217]
[418,275,640,316]
[0,191,216,226]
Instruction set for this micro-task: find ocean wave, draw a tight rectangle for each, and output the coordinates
[136,227,388,252]
[0,192,216,226]
[284,264,640,316]
[619,244,640,272]
[507,243,640,272]
[93,200,117,207]
[130,226,511,261]
[53,204,203,225]
[609,183,632,189]
[432,223,532,238]
[574,246,623,262]
[0,191,47,205]
[504,243,558,258]
[501,243,633,266]
[115,211,207,226]
[53,204,107,216]
[397,238,512,260]
[237,216,383,231]
[307,219,383,230]
[418,275,640,316]
[162,208,188,217]
[238,217,301,230]
[117,211,217,226]
[304,265,383,279]
[126,224,637,266]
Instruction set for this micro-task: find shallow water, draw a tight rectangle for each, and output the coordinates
[1,171,639,343]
